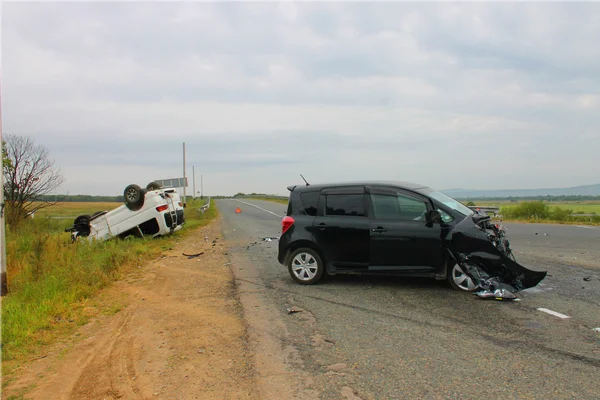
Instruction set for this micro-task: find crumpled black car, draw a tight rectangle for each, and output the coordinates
[277,180,547,295]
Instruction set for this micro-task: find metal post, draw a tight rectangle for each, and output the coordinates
[201,174,204,199]
[182,142,186,205]
[0,74,7,296]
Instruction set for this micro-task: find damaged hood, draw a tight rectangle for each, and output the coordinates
[446,214,547,291]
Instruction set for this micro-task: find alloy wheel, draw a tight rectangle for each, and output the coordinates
[452,264,478,291]
[291,252,319,281]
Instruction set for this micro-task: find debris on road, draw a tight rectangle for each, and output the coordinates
[262,236,280,242]
[286,307,303,314]
[182,252,204,258]
[475,288,519,301]
[592,328,600,333]
[583,277,592,281]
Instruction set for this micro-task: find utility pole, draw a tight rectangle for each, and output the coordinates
[1,75,7,296]
[201,174,204,199]
[182,142,187,205]
[192,166,196,200]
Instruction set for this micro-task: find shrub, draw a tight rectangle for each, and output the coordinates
[550,207,573,222]
[501,201,550,219]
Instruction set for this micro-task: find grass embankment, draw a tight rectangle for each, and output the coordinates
[1,198,217,377]
[474,200,600,225]
[247,196,288,205]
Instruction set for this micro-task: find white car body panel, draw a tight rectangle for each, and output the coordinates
[69,187,186,242]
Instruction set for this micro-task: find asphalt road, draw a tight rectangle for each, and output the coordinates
[217,199,600,400]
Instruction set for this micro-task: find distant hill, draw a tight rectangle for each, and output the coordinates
[442,184,600,199]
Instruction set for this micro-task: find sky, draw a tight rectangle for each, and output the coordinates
[2,1,599,197]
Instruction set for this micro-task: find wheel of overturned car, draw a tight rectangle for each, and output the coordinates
[74,214,91,225]
[146,181,162,191]
[288,248,324,285]
[448,263,480,292]
[124,184,145,211]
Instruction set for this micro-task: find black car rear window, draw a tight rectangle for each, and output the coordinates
[326,194,365,217]
[299,191,319,216]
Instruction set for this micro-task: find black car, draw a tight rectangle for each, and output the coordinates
[277,180,547,293]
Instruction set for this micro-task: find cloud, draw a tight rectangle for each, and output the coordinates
[2,2,599,196]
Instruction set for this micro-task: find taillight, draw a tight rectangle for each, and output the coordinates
[178,202,183,207]
[156,204,169,212]
[282,216,295,234]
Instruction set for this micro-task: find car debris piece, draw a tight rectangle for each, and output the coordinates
[263,236,280,242]
[286,308,302,314]
[583,277,592,281]
[475,288,518,301]
[182,252,204,258]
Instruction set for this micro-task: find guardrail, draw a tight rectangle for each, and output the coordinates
[198,197,211,215]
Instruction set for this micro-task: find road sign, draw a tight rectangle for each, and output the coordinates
[154,177,188,188]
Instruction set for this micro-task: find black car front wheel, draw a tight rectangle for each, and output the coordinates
[448,263,480,292]
[288,248,324,285]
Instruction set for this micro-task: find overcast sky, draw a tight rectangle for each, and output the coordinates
[2,1,599,197]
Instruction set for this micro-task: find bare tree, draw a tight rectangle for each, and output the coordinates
[3,134,64,227]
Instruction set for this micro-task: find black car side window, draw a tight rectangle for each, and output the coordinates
[300,191,319,216]
[370,193,427,221]
[325,194,365,217]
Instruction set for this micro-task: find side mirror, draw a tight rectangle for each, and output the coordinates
[426,209,442,224]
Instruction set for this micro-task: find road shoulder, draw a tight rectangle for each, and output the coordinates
[2,220,259,400]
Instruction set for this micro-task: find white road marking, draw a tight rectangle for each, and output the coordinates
[235,200,283,218]
[537,308,571,319]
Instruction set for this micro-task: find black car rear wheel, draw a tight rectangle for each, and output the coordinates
[288,248,324,285]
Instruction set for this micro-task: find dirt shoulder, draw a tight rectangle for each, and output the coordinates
[2,220,259,400]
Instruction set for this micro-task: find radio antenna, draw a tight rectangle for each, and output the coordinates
[300,174,310,186]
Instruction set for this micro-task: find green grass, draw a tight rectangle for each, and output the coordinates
[248,197,288,205]
[1,198,217,376]
[475,200,600,225]
[31,202,122,219]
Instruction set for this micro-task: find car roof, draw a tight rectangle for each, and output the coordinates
[287,180,431,192]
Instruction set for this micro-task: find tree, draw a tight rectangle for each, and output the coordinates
[3,135,64,228]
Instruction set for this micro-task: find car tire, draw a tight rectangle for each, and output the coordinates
[74,214,91,225]
[124,184,145,211]
[146,181,162,191]
[288,247,324,285]
[447,262,480,292]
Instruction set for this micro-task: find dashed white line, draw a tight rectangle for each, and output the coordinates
[234,200,284,218]
[537,308,571,319]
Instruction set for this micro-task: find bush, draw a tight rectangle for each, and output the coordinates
[501,201,550,219]
[550,207,573,222]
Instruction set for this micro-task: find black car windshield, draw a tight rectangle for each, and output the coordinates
[419,189,474,217]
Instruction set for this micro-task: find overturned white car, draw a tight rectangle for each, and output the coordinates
[66,182,185,242]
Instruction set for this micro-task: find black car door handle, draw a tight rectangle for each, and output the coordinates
[372,227,387,233]
[317,223,327,230]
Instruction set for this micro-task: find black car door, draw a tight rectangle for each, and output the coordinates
[311,186,370,270]
[367,187,444,273]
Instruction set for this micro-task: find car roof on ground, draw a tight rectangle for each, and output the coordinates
[287,180,431,192]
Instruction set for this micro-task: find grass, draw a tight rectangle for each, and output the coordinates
[1,198,217,377]
[247,196,288,205]
[475,200,600,225]
[471,200,600,215]
[32,202,122,219]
